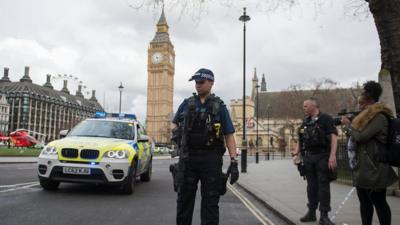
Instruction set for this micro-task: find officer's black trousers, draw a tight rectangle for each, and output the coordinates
[303,152,331,213]
[176,153,223,225]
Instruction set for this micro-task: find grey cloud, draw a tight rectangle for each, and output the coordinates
[0,0,380,121]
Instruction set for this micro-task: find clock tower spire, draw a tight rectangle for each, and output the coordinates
[146,8,175,144]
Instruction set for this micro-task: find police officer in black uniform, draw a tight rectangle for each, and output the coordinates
[172,68,239,225]
[292,97,337,225]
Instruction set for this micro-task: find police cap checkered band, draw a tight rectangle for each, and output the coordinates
[189,68,214,81]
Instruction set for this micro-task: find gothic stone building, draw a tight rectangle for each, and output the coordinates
[146,9,175,144]
[230,68,361,155]
[0,66,103,142]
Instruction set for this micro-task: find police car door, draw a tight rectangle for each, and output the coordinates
[137,124,149,172]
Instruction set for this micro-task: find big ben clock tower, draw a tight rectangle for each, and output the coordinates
[146,8,175,144]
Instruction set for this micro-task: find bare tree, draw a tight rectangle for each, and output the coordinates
[367,1,400,115]
[128,0,400,114]
[278,78,360,119]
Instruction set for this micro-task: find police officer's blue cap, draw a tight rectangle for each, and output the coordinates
[189,68,214,81]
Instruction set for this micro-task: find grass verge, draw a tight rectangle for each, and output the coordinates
[0,147,41,157]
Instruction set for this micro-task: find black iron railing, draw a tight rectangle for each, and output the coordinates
[336,135,352,184]
[246,132,354,185]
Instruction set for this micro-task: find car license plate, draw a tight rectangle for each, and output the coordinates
[63,167,91,175]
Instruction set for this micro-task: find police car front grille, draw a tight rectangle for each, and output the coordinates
[61,148,78,158]
[59,160,99,165]
[80,149,99,159]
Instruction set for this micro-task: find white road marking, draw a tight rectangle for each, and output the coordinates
[0,183,40,193]
[0,181,38,188]
[0,166,35,170]
[227,183,276,225]
[0,164,36,169]
[0,165,16,168]
[16,166,36,170]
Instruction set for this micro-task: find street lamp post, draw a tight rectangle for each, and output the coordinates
[118,82,124,114]
[255,84,259,164]
[266,104,270,160]
[239,7,250,173]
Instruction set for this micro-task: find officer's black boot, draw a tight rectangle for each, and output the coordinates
[299,209,316,222]
[319,212,335,225]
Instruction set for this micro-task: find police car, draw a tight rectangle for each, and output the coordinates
[37,112,153,194]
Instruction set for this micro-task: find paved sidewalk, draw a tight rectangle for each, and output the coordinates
[237,159,400,225]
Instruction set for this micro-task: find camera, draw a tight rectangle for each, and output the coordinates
[333,109,360,126]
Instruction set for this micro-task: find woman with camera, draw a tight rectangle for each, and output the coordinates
[341,81,398,225]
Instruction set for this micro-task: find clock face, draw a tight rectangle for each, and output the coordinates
[169,54,174,65]
[152,52,163,64]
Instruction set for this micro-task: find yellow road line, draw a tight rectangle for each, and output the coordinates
[227,183,276,225]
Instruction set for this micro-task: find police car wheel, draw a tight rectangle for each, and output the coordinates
[119,161,137,195]
[39,177,60,191]
[140,158,152,182]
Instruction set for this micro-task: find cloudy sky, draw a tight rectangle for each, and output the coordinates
[0,0,379,121]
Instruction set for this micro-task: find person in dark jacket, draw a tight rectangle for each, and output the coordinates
[341,81,398,225]
[292,97,337,225]
[172,68,239,225]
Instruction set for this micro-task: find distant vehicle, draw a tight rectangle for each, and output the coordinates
[154,146,172,154]
[37,113,154,194]
[154,147,162,153]
[34,141,46,149]
[9,129,38,147]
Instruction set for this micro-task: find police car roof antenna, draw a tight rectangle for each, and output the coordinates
[330,187,356,222]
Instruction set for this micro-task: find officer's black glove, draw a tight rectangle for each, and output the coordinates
[228,161,239,185]
[170,127,180,144]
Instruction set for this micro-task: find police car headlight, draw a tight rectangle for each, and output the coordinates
[107,151,116,158]
[104,150,129,159]
[41,146,57,155]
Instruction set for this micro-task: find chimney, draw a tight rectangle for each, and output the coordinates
[90,90,97,102]
[20,66,32,83]
[61,79,70,94]
[0,67,11,83]
[43,74,54,89]
[75,85,84,98]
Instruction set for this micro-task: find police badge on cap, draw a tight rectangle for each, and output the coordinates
[189,68,214,81]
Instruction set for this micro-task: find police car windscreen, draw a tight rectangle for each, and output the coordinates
[68,120,135,140]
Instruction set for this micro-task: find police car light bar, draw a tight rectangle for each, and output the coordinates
[121,113,137,120]
[94,111,136,120]
[95,111,107,118]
